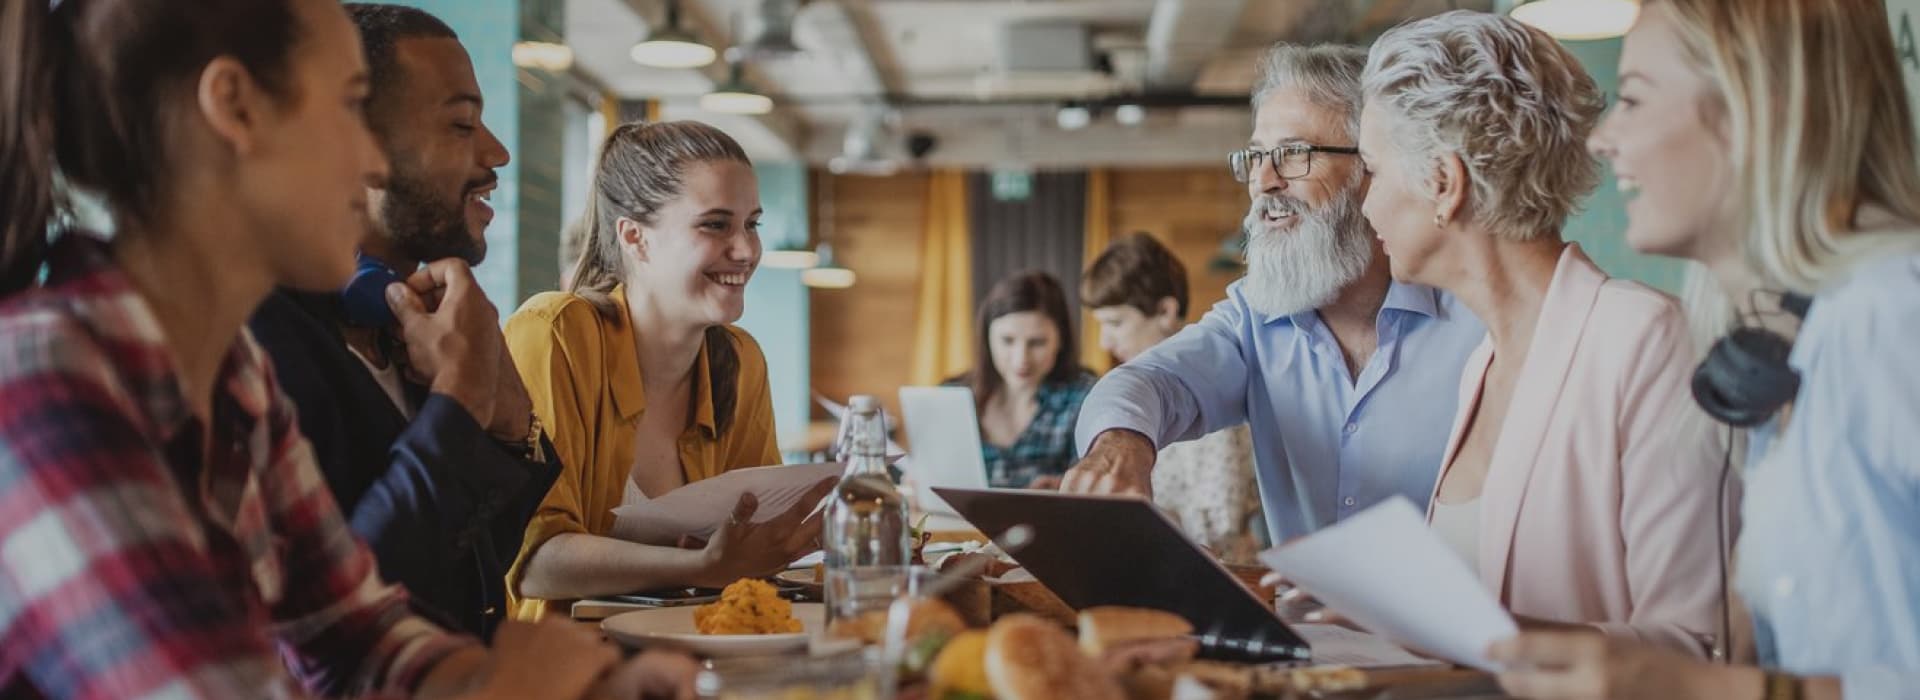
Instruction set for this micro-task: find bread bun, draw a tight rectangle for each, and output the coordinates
[1077,607,1194,656]
[985,614,1124,700]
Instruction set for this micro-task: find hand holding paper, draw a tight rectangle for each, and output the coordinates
[609,462,843,546]
[1257,497,1518,671]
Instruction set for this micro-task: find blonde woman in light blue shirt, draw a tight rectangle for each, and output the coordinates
[1492,1,1920,698]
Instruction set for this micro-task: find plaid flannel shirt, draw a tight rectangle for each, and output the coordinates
[949,371,1097,487]
[0,234,476,699]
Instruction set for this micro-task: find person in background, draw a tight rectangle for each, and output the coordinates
[1063,44,1486,547]
[1357,10,1725,656]
[1081,233,1263,563]
[505,121,830,620]
[1493,0,1920,697]
[247,3,557,641]
[949,271,1097,490]
[0,0,689,697]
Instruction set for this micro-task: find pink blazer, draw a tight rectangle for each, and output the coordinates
[1428,245,1730,657]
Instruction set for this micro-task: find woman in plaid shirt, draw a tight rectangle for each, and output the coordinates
[949,272,1098,489]
[0,1,687,698]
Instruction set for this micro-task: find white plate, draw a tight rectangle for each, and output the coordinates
[601,603,827,658]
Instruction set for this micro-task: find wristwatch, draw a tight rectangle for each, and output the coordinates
[509,411,546,463]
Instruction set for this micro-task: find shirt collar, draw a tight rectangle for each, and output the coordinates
[1259,279,1443,327]
[1382,280,1442,318]
[605,283,719,437]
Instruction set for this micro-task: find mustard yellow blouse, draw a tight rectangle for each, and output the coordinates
[503,285,780,620]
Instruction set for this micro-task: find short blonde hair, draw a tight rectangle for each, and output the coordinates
[1362,10,1605,241]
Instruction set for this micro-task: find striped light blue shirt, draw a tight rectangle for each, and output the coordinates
[1737,251,1920,698]
[1075,279,1485,543]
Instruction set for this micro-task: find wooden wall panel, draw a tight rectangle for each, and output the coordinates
[1106,169,1250,321]
[809,172,929,419]
[807,168,1249,420]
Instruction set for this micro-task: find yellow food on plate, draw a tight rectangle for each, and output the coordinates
[929,629,992,699]
[694,579,803,635]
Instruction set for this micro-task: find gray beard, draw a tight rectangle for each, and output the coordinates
[1238,186,1374,318]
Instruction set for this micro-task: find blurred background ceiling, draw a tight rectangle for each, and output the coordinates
[560,0,1498,168]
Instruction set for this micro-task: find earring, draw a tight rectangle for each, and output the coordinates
[1433,212,1449,228]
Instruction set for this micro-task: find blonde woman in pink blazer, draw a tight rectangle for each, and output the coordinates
[1354,11,1728,657]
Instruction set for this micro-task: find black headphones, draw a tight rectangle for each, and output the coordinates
[1690,292,1812,427]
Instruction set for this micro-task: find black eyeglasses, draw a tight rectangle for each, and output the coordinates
[1229,143,1360,183]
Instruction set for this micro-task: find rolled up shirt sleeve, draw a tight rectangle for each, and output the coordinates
[1077,291,1256,455]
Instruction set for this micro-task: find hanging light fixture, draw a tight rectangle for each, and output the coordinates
[760,248,820,269]
[512,41,574,71]
[1508,0,1639,40]
[800,243,856,289]
[631,0,717,68]
[700,61,774,115]
[802,177,856,289]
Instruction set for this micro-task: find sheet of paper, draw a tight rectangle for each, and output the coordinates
[609,462,843,546]
[1294,623,1445,669]
[1257,497,1518,671]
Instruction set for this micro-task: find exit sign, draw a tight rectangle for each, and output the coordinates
[991,170,1033,201]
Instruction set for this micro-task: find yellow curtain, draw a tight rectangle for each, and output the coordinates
[910,171,975,386]
[1080,168,1113,374]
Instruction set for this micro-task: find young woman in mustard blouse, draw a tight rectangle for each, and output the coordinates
[504,121,830,620]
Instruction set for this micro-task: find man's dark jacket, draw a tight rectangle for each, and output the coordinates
[249,290,558,639]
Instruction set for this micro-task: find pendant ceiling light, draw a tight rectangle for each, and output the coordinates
[700,62,774,115]
[1508,0,1639,40]
[631,0,716,69]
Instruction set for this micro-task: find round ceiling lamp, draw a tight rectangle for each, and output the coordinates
[631,0,716,68]
[700,63,774,115]
[1508,0,1639,40]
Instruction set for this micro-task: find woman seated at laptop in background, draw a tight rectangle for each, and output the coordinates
[946,271,1097,489]
[1353,10,1726,656]
[1081,233,1264,564]
[505,121,832,621]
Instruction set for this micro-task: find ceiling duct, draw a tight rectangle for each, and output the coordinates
[731,0,804,61]
[976,21,1111,100]
[829,108,901,175]
[1144,0,1248,89]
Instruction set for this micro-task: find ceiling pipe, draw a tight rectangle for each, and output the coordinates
[1143,0,1249,90]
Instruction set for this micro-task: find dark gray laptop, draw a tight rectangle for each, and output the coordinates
[933,487,1311,663]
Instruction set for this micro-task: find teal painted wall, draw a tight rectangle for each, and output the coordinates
[387,0,538,308]
[1559,37,1688,293]
[735,162,812,449]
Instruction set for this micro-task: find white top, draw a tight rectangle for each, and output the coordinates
[1429,498,1481,568]
[347,344,413,420]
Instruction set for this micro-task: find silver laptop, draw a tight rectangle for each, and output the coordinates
[897,386,992,514]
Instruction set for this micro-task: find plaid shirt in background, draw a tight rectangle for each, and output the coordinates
[950,371,1097,488]
[0,234,476,699]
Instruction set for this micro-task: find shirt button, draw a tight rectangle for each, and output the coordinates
[1343,423,1358,435]
[1343,497,1356,507]
[1773,577,1795,599]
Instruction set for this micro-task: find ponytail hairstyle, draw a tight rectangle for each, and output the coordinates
[567,120,754,434]
[1,0,305,297]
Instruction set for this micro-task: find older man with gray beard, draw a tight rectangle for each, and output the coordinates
[1063,43,1485,544]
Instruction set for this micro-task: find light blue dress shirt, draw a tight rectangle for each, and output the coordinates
[1075,279,1485,543]
[1736,251,1920,698]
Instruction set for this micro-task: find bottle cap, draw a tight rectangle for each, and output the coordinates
[849,395,880,413]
